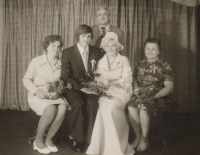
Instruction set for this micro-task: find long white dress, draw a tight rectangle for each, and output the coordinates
[86,53,135,155]
[22,53,67,116]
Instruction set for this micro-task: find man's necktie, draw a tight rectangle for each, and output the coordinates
[82,49,88,72]
[101,27,106,38]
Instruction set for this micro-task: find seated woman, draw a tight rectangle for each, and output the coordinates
[128,38,174,151]
[22,35,69,154]
[86,32,134,155]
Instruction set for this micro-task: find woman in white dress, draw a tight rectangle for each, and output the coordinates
[23,35,69,154]
[86,32,135,155]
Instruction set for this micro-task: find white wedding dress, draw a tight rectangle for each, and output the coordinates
[86,54,135,155]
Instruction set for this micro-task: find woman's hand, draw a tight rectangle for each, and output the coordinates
[133,88,140,95]
[35,89,49,99]
[149,96,157,101]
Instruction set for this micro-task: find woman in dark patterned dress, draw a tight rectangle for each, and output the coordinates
[128,38,174,151]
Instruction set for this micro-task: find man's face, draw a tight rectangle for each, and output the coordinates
[78,33,91,48]
[96,8,109,26]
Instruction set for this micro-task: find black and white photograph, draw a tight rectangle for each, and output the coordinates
[0,0,199,155]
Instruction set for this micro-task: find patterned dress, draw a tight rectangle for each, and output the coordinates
[128,59,173,127]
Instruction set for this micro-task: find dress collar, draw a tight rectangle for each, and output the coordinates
[98,53,123,70]
[38,53,48,66]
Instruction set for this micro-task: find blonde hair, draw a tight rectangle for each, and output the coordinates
[101,38,121,52]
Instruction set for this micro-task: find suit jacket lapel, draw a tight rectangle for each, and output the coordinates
[93,26,100,41]
[71,45,86,73]
[88,45,93,75]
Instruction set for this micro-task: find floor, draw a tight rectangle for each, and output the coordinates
[0,109,199,155]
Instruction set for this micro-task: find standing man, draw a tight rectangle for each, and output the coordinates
[90,6,125,55]
[61,25,102,152]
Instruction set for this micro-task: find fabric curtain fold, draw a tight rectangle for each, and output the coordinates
[0,0,4,106]
[0,0,198,113]
[170,0,200,6]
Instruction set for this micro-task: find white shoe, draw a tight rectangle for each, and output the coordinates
[33,141,51,154]
[45,142,58,152]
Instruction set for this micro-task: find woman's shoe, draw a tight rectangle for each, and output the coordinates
[131,139,140,149]
[45,142,58,152]
[33,141,51,154]
[137,140,150,152]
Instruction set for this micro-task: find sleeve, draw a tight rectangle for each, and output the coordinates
[164,62,174,81]
[22,59,38,95]
[61,50,83,91]
[117,57,133,90]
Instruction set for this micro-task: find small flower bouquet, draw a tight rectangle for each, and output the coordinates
[46,80,64,100]
[46,80,72,110]
[80,72,108,96]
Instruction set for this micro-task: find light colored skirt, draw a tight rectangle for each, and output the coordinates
[28,91,67,116]
[86,96,134,155]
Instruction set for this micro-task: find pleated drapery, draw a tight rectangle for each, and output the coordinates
[0,0,198,113]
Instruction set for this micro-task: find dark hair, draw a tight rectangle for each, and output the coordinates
[144,38,161,51]
[75,24,93,42]
[43,35,63,51]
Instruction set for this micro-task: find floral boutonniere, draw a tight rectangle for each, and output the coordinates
[90,59,96,71]
[66,83,72,89]
[114,62,120,67]
[90,53,97,71]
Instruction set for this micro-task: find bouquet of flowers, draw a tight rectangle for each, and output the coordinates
[80,72,108,96]
[46,80,64,100]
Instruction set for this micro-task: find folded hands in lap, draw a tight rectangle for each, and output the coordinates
[35,89,49,99]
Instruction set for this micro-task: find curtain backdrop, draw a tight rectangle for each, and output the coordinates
[0,0,198,113]
[170,0,200,6]
[0,0,4,106]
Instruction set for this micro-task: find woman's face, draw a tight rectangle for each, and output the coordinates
[46,41,61,57]
[105,40,117,56]
[145,43,159,61]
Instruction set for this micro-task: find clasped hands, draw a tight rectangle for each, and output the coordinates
[35,89,49,99]
[133,87,158,100]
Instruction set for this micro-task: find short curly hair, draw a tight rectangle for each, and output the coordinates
[43,35,63,51]
[144,38,161,51]
[101,38,122,52]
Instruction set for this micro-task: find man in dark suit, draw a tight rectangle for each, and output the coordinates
[90,6,125,55]
[61,25,102,152]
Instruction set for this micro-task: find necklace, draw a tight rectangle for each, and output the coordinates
[108,57,116,66]
[109,60,115,65]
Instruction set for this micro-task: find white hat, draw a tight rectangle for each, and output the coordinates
[100,32,124,51]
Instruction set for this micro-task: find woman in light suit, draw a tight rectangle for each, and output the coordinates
[23,35,69,154]
[86,32,134,155]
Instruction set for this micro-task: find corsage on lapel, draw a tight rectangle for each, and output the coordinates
[66,83,72,89]
[110,54,123,69]
[90,59,96,71]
